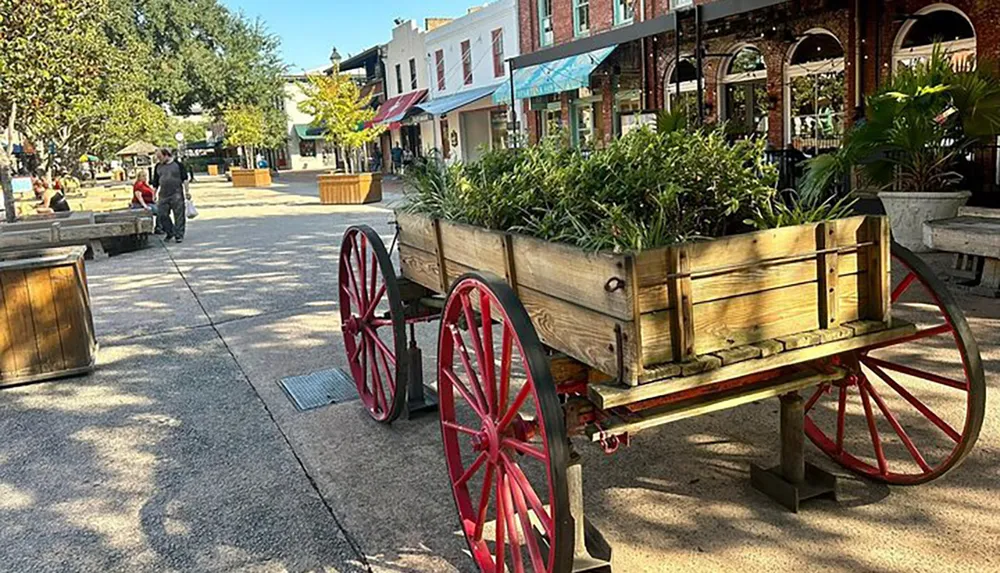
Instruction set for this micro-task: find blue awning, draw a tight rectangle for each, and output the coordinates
[416,84,504,116]
[494,46,617,104]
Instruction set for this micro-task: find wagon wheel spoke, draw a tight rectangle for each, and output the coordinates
[861,355,968,391]
[455,451,488,489]
[369,247,378,305]
[502,438,546,461]
[497,384,531,434]
[804,384,827,413]
[892,271,918,302]
[472,463,495,541]
[864,379,933,473]
[361,283,387,323]
[450,323,491,415]
[501,452,553,538]
[442,367,489,421]
[507,467,547,571]
[865,361,961,443]
[863,323,953,352]
[479,290,497,415]
[363,324,397,366]
[367,339,386,414]
[857,379,888,476]
[495,472,507,573]
[441,420,479,436]
[499,471,525,573]
[498,324,513,415]
[835,383,847,454]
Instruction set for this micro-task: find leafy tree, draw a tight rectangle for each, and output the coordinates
[222,104,285,168]
[298,67,385,173]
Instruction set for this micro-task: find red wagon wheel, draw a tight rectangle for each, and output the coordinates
[438,273,572,573]
[805,243,986,484]
[339,226,407,423]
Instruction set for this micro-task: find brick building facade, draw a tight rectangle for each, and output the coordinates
[515,0,996,150]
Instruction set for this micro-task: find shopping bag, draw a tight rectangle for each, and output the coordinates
[186,199,199,219]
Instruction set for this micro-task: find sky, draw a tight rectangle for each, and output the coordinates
[221,0,484,73]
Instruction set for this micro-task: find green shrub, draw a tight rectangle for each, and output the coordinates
[402,127,780,252]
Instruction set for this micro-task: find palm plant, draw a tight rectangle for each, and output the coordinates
[802,45,1000,199]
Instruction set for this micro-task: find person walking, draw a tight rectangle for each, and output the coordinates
[151,148,190,243]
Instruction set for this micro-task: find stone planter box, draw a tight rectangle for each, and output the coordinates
[0,246,97,386]
[879,190,972,253]
[231,168,272,188]
[318,172,382,205]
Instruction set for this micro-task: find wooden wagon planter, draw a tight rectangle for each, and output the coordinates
[337,212,986,572]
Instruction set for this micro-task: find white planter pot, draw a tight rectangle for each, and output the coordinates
[878,191,972,253]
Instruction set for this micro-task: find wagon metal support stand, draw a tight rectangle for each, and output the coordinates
[566,448,612,572]
[405,322,438,418]
[751,391,837,513]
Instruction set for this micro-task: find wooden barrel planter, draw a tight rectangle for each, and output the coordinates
[231,168,272,188]
[318,173,382,205]
[0,246,97,387]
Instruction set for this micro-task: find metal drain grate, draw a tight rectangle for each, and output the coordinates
[279,368,358,411]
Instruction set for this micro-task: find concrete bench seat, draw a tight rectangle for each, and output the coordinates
[924,207,1000,297]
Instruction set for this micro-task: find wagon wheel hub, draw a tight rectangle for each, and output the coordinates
[343,315,362,336]
[471,419,502,464]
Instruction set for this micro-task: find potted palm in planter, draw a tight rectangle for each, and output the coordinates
[299,66,386,205]
[803,47,1000,252]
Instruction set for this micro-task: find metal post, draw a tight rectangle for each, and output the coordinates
[508,60,519,149]
[874,0,883,89]
[674,11,682,98]
[694,5,705,124]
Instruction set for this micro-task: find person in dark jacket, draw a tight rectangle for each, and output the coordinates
[151,148,190,243]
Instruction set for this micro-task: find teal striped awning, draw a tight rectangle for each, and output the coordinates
[493,46,617,104]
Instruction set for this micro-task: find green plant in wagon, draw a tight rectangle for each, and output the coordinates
[401,126,839,252]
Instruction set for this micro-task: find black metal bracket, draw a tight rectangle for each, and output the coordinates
[405,323,438,418]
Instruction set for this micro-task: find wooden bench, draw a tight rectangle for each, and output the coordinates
[1,210,154,258]
[924,206,1000,297]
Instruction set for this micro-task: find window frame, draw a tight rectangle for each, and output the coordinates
[538,0,554,47]
[461,39,473,85]
[435,49,446,91]
[395,63,403,95]
[409,58,418,90]
[492,29,505,78]
[614,0,634,27]
[573,0,590,38]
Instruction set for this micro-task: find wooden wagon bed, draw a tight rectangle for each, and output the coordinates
[395,211,893,395]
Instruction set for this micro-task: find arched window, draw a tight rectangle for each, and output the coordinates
[785,31,846,152]
[721,46,768,138]
[665,58,699,124]
[893,4,976,69]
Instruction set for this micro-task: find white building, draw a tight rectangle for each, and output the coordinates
[416,0,520,163]
[376,19,442,160]
[281,69,338,172]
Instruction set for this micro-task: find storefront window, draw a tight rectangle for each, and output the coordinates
[542,105,562,139]
[893,8,976,70]
[490,110,508,150]
[299,140,316,157]
[575,104,594,149]
[786,33,845,152]
[666,58,699,125]
[722,46,768,139]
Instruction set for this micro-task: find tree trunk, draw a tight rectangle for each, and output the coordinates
[2,103,18,222]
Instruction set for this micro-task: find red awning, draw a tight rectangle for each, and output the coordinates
[370,89,427,127]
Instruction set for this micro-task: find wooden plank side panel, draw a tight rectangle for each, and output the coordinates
[0,270,42,377]
[24,268,65,374]
[438,220,507,277]
[690,281,821,356]
[396,212,439,253]
[518,286,636,384]
[510,234,632,320]
[399,245,441,293]
[49,265,93,370]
